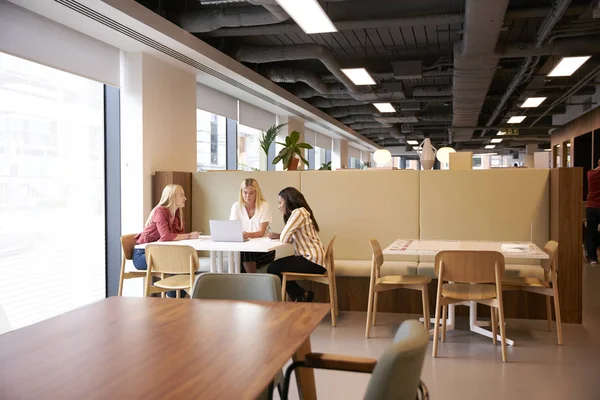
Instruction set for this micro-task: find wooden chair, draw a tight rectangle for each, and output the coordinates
[502,241,562,345]
[118,234,147,296]
[281,237,338,327]
[144,245,199,298]
[365,240,431,338]
[433,250,508,362]
[282,320,429,400]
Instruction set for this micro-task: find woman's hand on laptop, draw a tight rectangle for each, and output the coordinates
[268,232,280,240]
[243,231,251,240]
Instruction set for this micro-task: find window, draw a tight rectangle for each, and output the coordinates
[0,52,105,329]
[196,109,226,171]
[349,156,361,169]
[314,146,330,170]
[237,124,262,171]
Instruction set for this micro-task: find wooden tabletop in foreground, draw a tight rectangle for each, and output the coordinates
[0,297,331,400]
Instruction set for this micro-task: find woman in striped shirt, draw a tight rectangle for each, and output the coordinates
[267,187,326,302]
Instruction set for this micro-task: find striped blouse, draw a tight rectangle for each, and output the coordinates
[280,207,326,266]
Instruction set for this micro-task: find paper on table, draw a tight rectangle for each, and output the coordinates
[501,243,529,252]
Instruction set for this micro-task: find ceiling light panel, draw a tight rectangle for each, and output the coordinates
[521,97,547,108]
[341,68,376,85]
[507,116,526,124]
[497,131,506,136]
[407,140,419,145]
[275,0,337,34]
[491,138,503,143]
[547,56,591,77]
[485,145,496,149]
[373,103,396,113]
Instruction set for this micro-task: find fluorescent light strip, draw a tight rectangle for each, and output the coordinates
[341,68,376,85]
[275,0,337,34]
[485,145,496,149]
[373,103,396,113]
[474,152,498,156]
[491,138,503,143]
[497,131,506,136]
[507,116,526,124]
[521,97,547,108]
[407,140,419,145]
[547,56,591,77]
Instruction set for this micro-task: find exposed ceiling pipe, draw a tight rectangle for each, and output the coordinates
[203,13,463,36]
[179,0,288,32]
[500,37,600,57]
[412,85,452,97]
[264,68,343,95]
[350,122,393,129]
[236,44,362,95]
[451,0,510,141]
[482,0,572,137]
[339,115,377,124]
[327,105,378,118]
[293,86,352,99]
[359,128,402,139]
[310,98,371,108]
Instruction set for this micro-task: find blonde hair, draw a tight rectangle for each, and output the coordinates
[145,184,185,229]
[238,178,265,210]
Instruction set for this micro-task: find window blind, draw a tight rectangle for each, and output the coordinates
[315,132,333,150]
[239,101,276,131]
[196,83,238,120]
[304,129,316,146]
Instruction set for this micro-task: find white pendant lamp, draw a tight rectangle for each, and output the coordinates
[436,146,456,164]
[373,149,392,166]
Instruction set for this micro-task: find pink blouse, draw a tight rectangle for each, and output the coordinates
[135,207,184,244]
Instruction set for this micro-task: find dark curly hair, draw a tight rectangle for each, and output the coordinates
[278,187,320,232]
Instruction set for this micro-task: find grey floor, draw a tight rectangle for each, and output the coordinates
[283,264,600,400]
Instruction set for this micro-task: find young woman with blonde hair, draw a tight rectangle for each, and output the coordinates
[229,178,275,273]
[133,184,199,296]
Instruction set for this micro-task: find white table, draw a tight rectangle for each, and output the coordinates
[135,236,291,273]
[383,239,549,346]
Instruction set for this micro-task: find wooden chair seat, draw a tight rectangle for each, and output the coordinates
[154,275,194,290]
[282,272,329,285]
[502,276,547,288]
[442,283,497,300]
[377,275,431,286]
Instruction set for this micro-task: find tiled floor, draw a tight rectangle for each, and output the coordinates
[283,264,600,400]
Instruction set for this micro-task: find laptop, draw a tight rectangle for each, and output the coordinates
[209,220,248,242]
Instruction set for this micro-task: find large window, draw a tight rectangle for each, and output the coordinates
[238,124,261,170]
[196,109,226,171]
[0,52,105,329]
[314,147,331,170]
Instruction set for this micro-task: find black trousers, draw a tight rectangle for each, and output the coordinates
[267,256,326,300]
[585,207,600,261]
[240,250,276,272]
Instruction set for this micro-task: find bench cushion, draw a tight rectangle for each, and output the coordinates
[417,262,545,280]
[334,260,418,278]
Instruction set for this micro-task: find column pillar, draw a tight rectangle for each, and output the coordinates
[332,139,349,170]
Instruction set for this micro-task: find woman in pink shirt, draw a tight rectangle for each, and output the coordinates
[133,184,199,297]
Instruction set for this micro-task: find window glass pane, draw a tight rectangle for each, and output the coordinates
[0,52,105,330]
[275,134,286,171]
[237,124,261,171]
[314,146,328,169]
[196,109,226,171]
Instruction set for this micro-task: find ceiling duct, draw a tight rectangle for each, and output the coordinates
[310,98,372,108]
[392,61,423,79]
[339,115,377,124]
[451,0,510,141]
[375,116,419,124]
[327,105,379,118]
[412,85,452,97]
[359,128,402,139]
[350,122,393,129]
[293,86,352,99]
[179,0,288,32]
[264,68,344,95]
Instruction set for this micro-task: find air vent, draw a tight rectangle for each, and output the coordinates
[53,0,337,133]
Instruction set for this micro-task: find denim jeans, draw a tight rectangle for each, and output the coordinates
[132,248,183,298]
[585,207,600,261]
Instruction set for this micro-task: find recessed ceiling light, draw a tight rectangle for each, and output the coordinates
[491,138,503,143]
[275,0,337,34]
[521,97,547,108]
[507,116,526,124]
[485,145,496,149]
[407,140,419,145]
[547,56,591,77]
[373,103,396,113]
[412,146,420,151]
[497,131,506,136]
[341,68,376,85]
[474,152,498,156]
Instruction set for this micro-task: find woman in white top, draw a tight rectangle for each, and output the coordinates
[229,178,275,273]
[268,187,326,302]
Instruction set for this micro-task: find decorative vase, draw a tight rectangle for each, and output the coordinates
[419,138,437,170]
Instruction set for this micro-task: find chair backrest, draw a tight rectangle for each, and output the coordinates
[191,273,281,301]
[364,320,429,400]
[145,244,199,274]
[369,239,384,277]
[540,240,559,273]
[434,250,505,283]
[120,234,138,261]
[325,236,337,276]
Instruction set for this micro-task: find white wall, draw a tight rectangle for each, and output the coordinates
[121,52,197,233]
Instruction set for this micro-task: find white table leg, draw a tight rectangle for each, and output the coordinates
[234,251,241,274]
[217,251,224,273]
[228,251,235,274]
[210,251,217,273]
[469,300,514,346]
[422,303,455,336]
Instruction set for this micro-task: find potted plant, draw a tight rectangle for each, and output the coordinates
[272,130,312,170]
[319,161,332,170]
[259,123,287,157]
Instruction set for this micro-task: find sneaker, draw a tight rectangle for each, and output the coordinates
[294,291,315,303]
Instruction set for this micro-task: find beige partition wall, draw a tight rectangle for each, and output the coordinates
[191,171,301,234]
[449,151,473,170]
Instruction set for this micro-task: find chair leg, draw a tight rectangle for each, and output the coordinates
[176,289,180,299]
[432,296,442,357]
[282,276,287,302]
[365,288,374,338]
[441,305,447,342]
[497,299,508,362]
[332,276,339,316]
[491,306,497,346]
[421,284,430,331]
[328,282,337,327]
[552,286,563,345]
[372,292,378,326]
[546,295,553,332]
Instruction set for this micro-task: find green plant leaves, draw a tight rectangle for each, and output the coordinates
[272,130,313,169]
[259,123,287,156]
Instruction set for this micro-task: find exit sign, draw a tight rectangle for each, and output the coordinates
[506,128,519,135]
